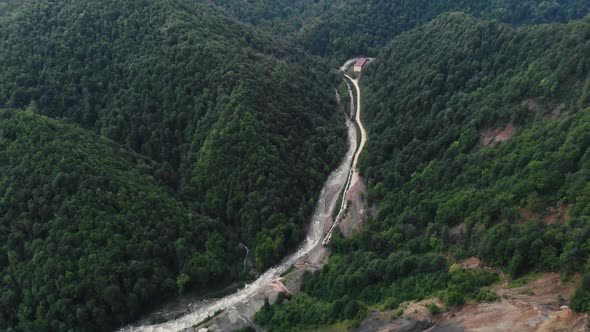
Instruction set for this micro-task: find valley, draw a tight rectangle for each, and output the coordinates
[2,1,590,332]
[122,60,368,332]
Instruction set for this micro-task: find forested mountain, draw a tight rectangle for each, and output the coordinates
[0,108,238,330]
[3,0,590,331]
[0,0,346,331]
[0,0,19,16]
[299,0,590,60]
[200,0,590,61]
[256,12,590,330]
[0,0,345,266]
[208,0,325,35]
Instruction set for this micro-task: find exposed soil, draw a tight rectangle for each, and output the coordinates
[434,273,587,332]
[494,273,574,306]
[460,257,482,270]
[549,103,566,120]
[479,123,516,147]
[527,98,566,120]
[339,172,370,238]
[357,271,588,332]
[545,204,571,224]
[520,203,571,224]
[432,300,587,332]
[528,98,539,112]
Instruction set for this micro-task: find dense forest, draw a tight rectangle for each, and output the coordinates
[0,108,239,330]
[0,0,346,331]
[198,0,590,61]
[3,0,590,331]
[256,12,590,330]
[299,0,590,60]
[209,0,326,35]
[0,0,347,267]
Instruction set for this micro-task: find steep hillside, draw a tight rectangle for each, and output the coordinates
[208,0,324,35]
[0,0,345,269]
[299,0,590,60]
[256,13,590,330]
[0,1,349,331]
[197,0,589,61]
[0,109,238,331]
[6,0,590,331]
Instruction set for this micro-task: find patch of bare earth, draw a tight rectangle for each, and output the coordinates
[356,263,588,332]
[494,273,574,306]
[548,103,566,120]
[339,173,372,238]
[460,257,482,270]
[432,300,586,332]
[527,97,566,120]
[479,123,516,147]
[520,203,571,224]
[431,273,588,332]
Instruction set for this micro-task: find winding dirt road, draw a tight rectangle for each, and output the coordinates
[347,75,367,170]
[323,73,367,246]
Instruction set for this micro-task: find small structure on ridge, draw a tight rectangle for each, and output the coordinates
[353,57,367,72]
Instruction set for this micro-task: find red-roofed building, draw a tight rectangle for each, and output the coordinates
[353,57,367,72]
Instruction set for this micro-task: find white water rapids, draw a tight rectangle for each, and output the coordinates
[120,70,362,332]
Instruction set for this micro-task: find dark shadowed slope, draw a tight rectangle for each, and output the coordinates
[0,0,346,272]
[0,108,235,331]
